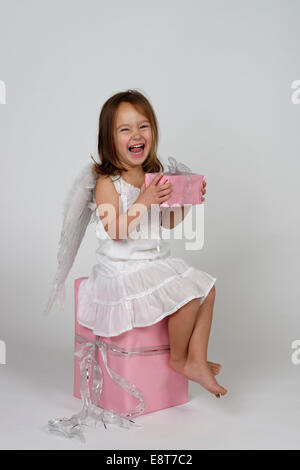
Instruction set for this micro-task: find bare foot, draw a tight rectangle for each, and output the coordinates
[169,359,222,377]
[182,361,227,397]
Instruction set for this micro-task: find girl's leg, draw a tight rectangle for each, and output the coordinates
[168,297,201,368]
[187,285,216,364]
[167,294,221,376]
[183,285,227,396]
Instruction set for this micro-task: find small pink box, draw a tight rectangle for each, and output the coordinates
[74,277,189,416]
[145,173,206,207]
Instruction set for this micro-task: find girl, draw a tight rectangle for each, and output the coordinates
[46,89,227,400]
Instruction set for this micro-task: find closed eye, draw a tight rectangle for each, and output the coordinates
[120,125,149,132]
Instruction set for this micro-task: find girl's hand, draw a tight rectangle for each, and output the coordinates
[202,180,207,203]
[138,173,173,208]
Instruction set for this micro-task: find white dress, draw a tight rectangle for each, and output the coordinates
[77,174,216,337]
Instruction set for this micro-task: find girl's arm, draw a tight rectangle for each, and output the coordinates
[95,175,150,241]
[160,180,206,229]
[160,205,192,230]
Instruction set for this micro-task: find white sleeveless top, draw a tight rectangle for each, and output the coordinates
[92,174,171,262]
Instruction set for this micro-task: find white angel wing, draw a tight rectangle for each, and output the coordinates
[43,163,98,316]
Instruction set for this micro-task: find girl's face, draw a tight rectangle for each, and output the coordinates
[114,102,153,169]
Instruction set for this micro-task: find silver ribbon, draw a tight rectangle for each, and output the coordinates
[165,156,193,205]
[166,156,192,175]
[156,157,193,253]
[48,334,170,439]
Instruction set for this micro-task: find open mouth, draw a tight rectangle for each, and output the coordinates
[128,144,145,155]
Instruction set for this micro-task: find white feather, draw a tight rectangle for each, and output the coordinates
[43,163,98,316]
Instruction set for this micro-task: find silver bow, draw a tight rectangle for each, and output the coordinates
[156,157,194,252]
[163,156,193,208]
[166,156,192,175]
[48,334,170,440]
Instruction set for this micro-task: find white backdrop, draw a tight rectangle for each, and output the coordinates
[0,0,299,450]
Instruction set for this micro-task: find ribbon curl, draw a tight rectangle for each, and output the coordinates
[48,334,170,439]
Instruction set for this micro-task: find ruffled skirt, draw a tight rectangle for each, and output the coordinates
[77,255,216,337]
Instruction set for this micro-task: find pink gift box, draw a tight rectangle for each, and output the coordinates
[74,277,189,416]
[145,173,206,207]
